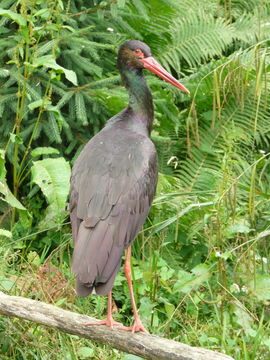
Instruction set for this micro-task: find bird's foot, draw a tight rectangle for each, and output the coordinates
[121,318,149,333]
[85,316,126,330]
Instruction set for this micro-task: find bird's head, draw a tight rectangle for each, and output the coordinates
[117,40,189,93]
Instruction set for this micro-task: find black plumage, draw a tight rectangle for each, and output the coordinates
[70,42,188,333]
[70,40,158,297]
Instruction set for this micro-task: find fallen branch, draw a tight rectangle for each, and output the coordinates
[0,291,234,360]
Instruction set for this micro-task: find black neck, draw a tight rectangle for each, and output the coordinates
[121,67,154,134]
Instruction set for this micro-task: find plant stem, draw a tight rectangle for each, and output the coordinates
[17,79,51,186]
[11,40,30,226]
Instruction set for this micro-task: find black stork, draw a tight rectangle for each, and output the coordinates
[70,40,189,333]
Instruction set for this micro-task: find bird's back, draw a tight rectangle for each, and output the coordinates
[70,122,158,296]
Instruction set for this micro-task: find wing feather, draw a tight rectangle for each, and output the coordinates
[70,128,158,296]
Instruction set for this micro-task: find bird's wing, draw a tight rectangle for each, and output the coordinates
[70,128,158,296]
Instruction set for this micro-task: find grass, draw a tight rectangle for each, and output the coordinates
[1,197,270,360]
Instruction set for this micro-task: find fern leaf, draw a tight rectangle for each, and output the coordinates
[56,92,74,110]
[162,13,235,69]
[45,112,62,143]
[75,92,88,126]
[67,52,102,78]
[37,39,58,56]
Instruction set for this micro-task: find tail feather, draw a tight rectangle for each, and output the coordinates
[72,194,151,297]
[75,281,94,297]
[72,219,124,296]
[95,259,122,295]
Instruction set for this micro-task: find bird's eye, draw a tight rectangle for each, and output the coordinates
[133,49,144,58]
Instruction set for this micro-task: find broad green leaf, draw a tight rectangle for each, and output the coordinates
[31,157,71,213]
[0,183,26,210]
[33,8,50,19]
[160,266,174,281]
[9,133,23,144]
[123,355,144,360]
[32,55,77,85]
[174,265,210,294]
[31,147,60,157]
[0,278,15,291]
[249,275,270,301]
[0,229,12,238]
[32,55,56,67]
[55,297,67,306]
[139,296,156,317]
[77,347,94,358]
[192,264,210,278]
[27,251,40,266]
[233,306,253,335]
[228,223,250,235]
[173,270,193,293]
[164,302,175,318]
[263,338,270,350]
[0,150,26,210]
[61,68,78,86]
[133,266,143,280]
[0,9,26,26]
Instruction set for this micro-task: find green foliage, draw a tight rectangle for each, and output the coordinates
[31,147,60,157]
[0,150,26,210]
[162,14,235,69]
[31,156,71,214]
[1,0,270,359]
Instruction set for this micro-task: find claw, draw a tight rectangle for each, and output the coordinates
[85,317,148,333]
[85,292,128,330]
[119,318,149,333]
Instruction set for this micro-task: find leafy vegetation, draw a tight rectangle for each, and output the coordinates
[1,0,270,359]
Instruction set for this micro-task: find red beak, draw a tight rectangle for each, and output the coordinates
[141,56,189,94]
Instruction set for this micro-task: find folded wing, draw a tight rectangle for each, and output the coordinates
[70,128,157,296]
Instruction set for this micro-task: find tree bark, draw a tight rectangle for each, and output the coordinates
[0,291,234,360]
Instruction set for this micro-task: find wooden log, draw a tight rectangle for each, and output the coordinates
[0,291,234,360]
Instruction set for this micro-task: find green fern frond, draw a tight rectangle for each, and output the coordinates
[75,92,88,125]
[233,10,270,43]
[177,127,222,191]
[68,96,76,123]
[161,13,235,70]
[45,112,62,143]
[131,0,150,20]
[0,93,17,106]
[112,16,143,39]
[56,92,74,110]
[231,0,269,15]
[67,52,102,78]
[62,127,73,143]
[178,94,270,192]
[8,68,41,101]
[37,39,59,56]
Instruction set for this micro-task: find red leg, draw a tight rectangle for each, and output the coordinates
[85,291,126,329]
[123,246,149,333]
